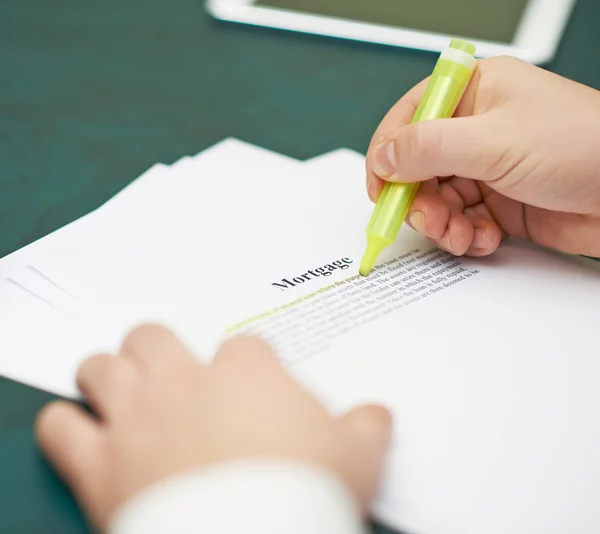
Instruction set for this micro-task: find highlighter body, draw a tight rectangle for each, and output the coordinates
[360,39,477,276]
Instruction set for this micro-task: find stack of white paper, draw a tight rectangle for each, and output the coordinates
[2,138,600,534]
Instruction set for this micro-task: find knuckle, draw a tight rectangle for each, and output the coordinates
[35,402,66,441]
[77,353,121,386]
[481,55,523,75]
[216,335,276,368]
[34,405,54,436]
[405,122,438,167]
[77,353,110,378]
[220,334,270,352]
[371,404,393,425]
[122,323,173,351]
[361,405,393,431]
[478,56,525,97]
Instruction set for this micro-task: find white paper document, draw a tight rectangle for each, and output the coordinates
[0,139,300,392]
[1,142,600,534]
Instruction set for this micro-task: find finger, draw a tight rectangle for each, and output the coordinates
[366,78,430,202]
[435,178,503,256]
[35,401,104,506]
[479,188,600,256]
[121,324,197,373]
[442,176,484,209]
[213,336,327,418]
[369,114,512,185]
[77,354,137,418]
[463,204,504,256]
[213,335,280,372]
[431,210,475,256]
[523,207,600,257]
[477,183,528,240]
[338,405,393,512]
[366,171,385,203]
[405,187,450,240]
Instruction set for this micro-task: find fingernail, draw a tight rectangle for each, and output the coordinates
[438,235,454,253]
[472,228,487,249]
[408,210,426,235]
[373,142,396,178]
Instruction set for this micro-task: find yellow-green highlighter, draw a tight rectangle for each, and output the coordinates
[359,38,477,277]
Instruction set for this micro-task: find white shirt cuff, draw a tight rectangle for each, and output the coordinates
[109,459,369,534]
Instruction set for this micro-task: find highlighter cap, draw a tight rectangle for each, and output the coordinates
[449,38,476,56]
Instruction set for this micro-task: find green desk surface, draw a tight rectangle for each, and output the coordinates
[1,0,600,531]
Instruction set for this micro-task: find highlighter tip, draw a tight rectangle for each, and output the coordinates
[360,235,389,276]
[359,252,378,277]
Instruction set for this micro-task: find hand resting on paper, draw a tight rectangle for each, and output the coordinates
[366,56,600,258]
[35,326,391,533]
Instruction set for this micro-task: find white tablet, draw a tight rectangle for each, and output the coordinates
[206,0,577,64]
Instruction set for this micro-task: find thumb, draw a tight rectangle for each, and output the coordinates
[337,404,393,512]
[369,115,509,184]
